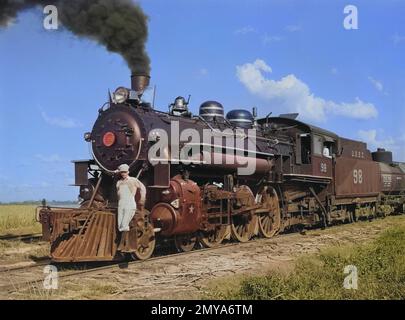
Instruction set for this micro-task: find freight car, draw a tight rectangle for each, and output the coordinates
[38,74,405,262]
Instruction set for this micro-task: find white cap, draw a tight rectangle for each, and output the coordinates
[118,164,130,172]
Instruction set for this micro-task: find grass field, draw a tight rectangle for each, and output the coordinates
[209,221,405,300]
[0,205,41,236]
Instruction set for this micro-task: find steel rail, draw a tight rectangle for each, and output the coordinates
[0,233,43,242]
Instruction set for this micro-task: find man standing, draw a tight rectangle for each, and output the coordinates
[116,164,146,232]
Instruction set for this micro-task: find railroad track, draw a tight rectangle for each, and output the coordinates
[0,257,51,273]
[0,231,300,294]
[0,233,43,242]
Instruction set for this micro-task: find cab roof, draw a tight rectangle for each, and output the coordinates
[257,116,339,140]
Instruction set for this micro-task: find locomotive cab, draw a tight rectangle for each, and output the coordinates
[310,131,336,178]
[297,132,336,174]
[258,116,337,178]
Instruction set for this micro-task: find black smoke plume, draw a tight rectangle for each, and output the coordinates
[0,0,150,73]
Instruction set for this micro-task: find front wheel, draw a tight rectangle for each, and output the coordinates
[129,223,156,260]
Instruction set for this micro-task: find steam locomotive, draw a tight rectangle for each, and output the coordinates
[38,74,405,262]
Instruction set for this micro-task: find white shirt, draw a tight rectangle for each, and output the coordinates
[323,147,332,158]
[116,177,146,208]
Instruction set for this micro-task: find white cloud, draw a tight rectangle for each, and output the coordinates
[41,111,82,128]
[358,129,396,149]
[358,130,380,147]
[234,26,256,35]
[199,68,208,76]
[368,76,383,92]
[330,98,378,119]
[262,34,283,45]
[35,153,64,163]
[236,59,378,122]
[331,67,338,75]
[392,34,405,45]
[285,25,301,32]
[358,129,405,161]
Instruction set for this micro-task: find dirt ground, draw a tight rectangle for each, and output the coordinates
[2,215,405,300]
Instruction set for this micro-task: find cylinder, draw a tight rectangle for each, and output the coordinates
[150,176,202,236]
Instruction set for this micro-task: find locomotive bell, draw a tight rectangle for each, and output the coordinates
[174,96,187,111]
[170,96,190,116]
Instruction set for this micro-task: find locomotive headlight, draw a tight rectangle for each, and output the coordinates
[114,87,129,103]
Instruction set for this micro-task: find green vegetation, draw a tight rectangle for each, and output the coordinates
[213,225,405,300]
[0,204,41,235]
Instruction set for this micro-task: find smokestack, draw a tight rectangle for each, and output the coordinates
[131,74,150,94]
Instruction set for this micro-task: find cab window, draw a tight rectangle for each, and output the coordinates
[313,134,323,155]
[300,133,311,164]
[322,142,334,159]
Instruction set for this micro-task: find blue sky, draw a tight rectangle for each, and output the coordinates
[0,0,404,201]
